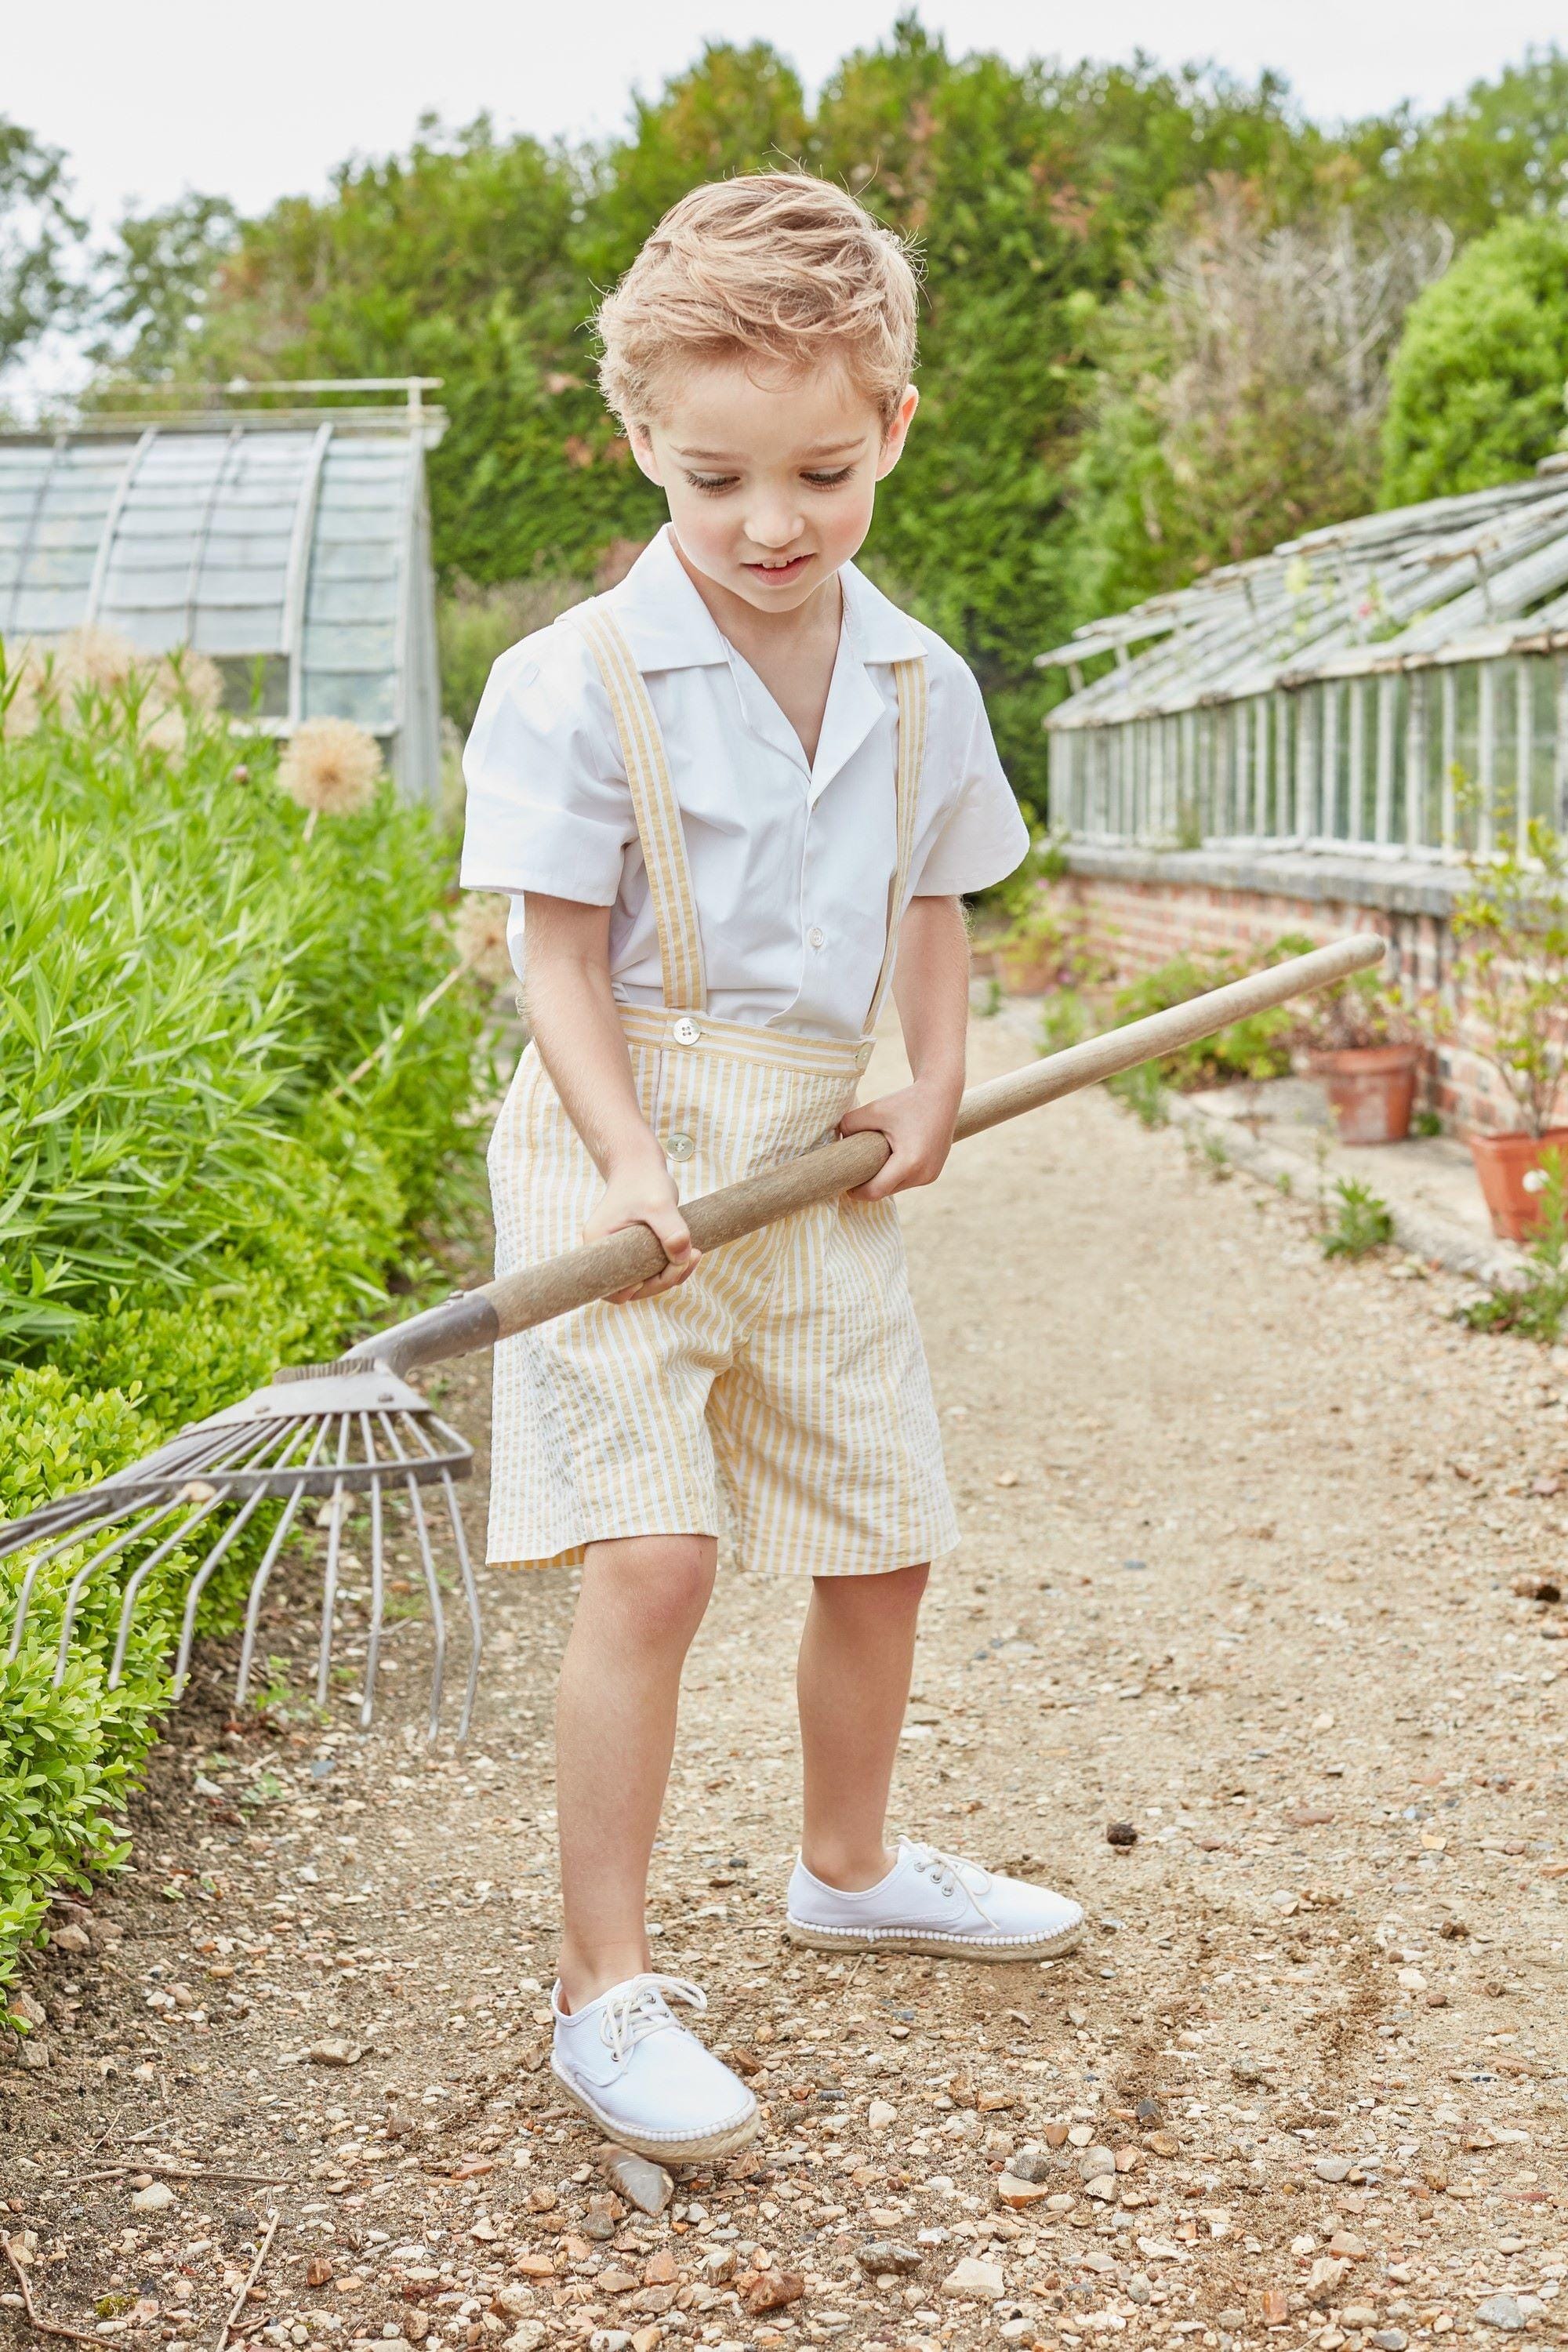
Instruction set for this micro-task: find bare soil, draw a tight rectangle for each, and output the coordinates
[5,1014,1568,2352]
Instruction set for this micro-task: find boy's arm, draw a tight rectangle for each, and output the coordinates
[521,892,699,1299]
[840,893,969,1200]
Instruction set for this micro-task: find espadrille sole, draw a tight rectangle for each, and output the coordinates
[784,1915,1084,1962]
[550,2059,760,2163]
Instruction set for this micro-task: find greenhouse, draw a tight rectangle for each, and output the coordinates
[1040,459,1568,862]
[0,381,445,801]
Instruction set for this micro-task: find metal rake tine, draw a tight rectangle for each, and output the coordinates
[234,1479,314,1708]
[105,1417,310,1690]
[315,1477,349,1711]
[7,1499,173,1661]
[359,1417,385,1732]
[376,1410,448,1740]
[405,1472,447,1743]
[166,1481,276,1697]
[1,1489,128,1566]
[54,1492,226,1686]
[438,1470,481,1744]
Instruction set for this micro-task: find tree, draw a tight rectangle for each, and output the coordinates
[1384,48,1568,241]
[1069,182,1447,615]
[90,193,238,377]
[1381,216,1568,506]
[0,118,87,376]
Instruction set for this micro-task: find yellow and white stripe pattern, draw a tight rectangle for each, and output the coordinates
[486,603,957,1577]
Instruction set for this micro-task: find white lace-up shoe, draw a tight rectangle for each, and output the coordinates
[786,1839,1084,1960]
[550,1973,759,2162]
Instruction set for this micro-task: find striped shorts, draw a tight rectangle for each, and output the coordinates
[485,1007,959,1577]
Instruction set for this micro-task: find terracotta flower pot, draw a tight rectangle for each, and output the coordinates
[1466,1127,1568,1243]
[1307,1044,1420,1145]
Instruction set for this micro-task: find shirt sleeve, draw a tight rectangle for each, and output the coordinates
[459,625,633,906]
[908,662,1031,897]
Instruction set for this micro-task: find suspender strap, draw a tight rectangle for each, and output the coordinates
[865,655,929,1032]
[568,604,708,1014]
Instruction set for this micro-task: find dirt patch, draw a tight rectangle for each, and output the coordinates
[5,1015,1568,2352]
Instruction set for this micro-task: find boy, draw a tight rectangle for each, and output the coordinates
[461,173,1082,2163]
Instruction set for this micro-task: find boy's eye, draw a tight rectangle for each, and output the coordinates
[802,467,855,488]
[685,473,738,495]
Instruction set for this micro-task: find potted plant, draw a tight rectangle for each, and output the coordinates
[1450,817,1568,1242]
[1301,968,1424,1145]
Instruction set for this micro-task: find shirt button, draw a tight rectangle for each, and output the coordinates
[671,1015,701,1046]
[807,926,826,950]
[666,1132,695,1162]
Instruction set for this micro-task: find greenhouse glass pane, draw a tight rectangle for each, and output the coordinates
[301,668,395,727]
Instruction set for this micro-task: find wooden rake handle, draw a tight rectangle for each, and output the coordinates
[352,931,1385,1377]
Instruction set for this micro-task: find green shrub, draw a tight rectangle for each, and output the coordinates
[1381,217,1568,506]
[0,676,488,1996]
[1109,935,1317,1090]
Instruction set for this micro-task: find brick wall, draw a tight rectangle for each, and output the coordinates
[1041,862,1525,1138]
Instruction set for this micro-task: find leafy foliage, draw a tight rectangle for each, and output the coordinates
[0,683,488,1991]
[0,117,87,375]
[1381,217,1568,506]
[1463,1149,1568,1341]
[1321,1176,1396,1259]
[1450,818,1568,1138]
[1107,935,1317,1090]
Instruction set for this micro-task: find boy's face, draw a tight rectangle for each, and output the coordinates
[630,359,918,615]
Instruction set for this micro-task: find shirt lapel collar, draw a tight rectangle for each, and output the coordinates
[600,526,730,672]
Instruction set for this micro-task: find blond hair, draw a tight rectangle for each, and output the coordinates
[595,173,920,430]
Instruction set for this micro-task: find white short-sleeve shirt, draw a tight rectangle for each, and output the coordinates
[460,524,1029,1043]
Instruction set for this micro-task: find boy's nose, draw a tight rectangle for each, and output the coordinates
[744,506,805,550]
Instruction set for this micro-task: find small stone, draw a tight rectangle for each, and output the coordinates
[1046,2193,1076,2213]
[495,2286,538,2317]
[600,2147,674,2217]
[1083,2174,1117,2204]
[1145,2131,1180,2158]
[1476,2295,1525,2332]
[855,2242,921,2275]
[590,2335,631,2352]
[1372,2332,1409,2350]
[1007,2149,1054,2182]
[940,2256,1004,2302]
[1328,2233,1367,2261]
[1106,1821,1138,1847]
[1079,2145,1116,2179]
[1134,2096,1163,2125]
[1307,2258,1350,2306]
[1268,1889,1299,1917]
[597,2272,637,2296]
[867,2100,897,2129]
[1043,2122,1069,2148]
[1127,2276,1152,2306]
[307,2038,358,2067]
[630,2331,662,2352]
[997,2175,1054,2208]
[49,1925,90,1955]
[745,2271,805,2314]
[1067,2123,1094,2147]
[405,2314,430,2342]
[1218,2311,1246,2332]
[130,2182,176,2213]
[1261,2288,1290,2327]
[1313,2155,1354,2183]
[1341,2307,1377,2328]
[1312,1711,1335,1731]
[583,2201,617,2243]
[1396,1967,1427,1992]
[6,1992,45,2030]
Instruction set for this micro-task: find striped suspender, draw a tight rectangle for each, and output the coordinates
[865,656,929,1033]
[568,604,708,1014]
[567,601,928,1039]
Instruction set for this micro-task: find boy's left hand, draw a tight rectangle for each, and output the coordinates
[840,1076,964,1200]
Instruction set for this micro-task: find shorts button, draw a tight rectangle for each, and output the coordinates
[666,1131,695,1162]
[807,925,826,950]
[672,1015,701,1046]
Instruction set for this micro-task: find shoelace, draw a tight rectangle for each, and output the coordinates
[599,1973,707,2067]
[906,1841,1000,1928]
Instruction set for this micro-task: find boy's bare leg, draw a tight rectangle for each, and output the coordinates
[797,1561,928,1889]
[555,1533,717,2010]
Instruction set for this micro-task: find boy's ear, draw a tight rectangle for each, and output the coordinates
[875,385,920,481]
[627,420,665,488]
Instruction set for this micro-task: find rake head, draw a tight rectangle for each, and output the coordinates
[2,1361,481,1741]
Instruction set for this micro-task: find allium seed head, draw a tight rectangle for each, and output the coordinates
[277,718,384,817]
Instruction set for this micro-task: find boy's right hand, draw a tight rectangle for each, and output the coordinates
[584,1145,701,1302]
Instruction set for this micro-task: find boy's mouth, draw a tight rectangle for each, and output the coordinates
[742,553,814,583]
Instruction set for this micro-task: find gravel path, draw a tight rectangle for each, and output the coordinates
[5,1014,1568,2352]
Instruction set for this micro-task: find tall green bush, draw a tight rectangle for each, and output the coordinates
[1381,216,1568,506]
[0,674,488,1993]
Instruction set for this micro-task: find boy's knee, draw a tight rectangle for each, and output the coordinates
[588,1533,716,1640]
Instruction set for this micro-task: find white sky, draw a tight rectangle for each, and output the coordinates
[9,0,1565,234]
